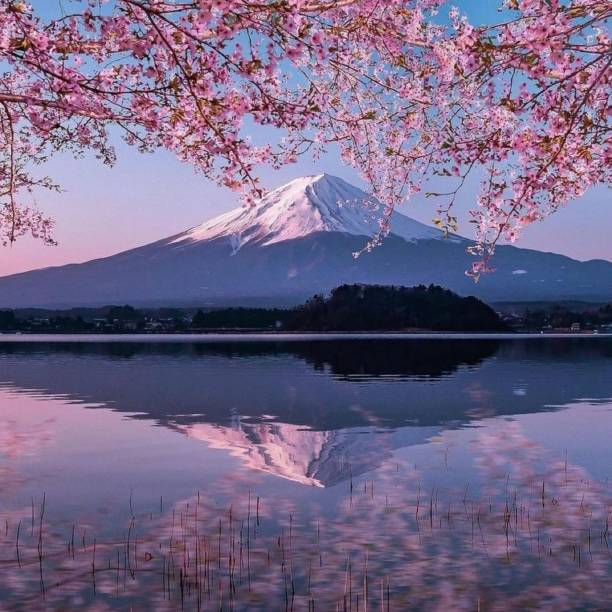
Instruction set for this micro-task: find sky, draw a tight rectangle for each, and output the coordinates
[2,1,610,277]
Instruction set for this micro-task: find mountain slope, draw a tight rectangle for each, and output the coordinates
[170,174,449,250]
[1,174,611,307]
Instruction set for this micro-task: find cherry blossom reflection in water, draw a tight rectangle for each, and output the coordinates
[0,403,611,609]
[1,338,612,609]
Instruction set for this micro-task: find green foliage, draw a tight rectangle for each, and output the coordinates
[104,305,143,322]
[191,308,287,329]
[0,310,16,330]
[191,309,207,328]
[286,284,507,332]
[522,303,612,330]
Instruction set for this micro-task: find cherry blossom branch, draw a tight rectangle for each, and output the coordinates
[0,0,608,274]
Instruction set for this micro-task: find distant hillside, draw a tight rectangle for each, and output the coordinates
[1,174,611,308]
[285,284,507,332]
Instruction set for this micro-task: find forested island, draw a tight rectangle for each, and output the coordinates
[284,284,506,332]
[0,285,509,333]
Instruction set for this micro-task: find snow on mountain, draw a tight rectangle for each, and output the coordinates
[174,421,331,487]
[172,173,448,251]
[1,173,611,308]
[171,420,434,488]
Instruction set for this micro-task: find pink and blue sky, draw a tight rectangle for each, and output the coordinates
[3,1,609,277]
[3,136,608,277]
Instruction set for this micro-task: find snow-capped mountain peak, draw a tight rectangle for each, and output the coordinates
[172,173,447,250]
[2,171,611,308]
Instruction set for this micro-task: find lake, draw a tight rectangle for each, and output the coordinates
[0,335,611,610]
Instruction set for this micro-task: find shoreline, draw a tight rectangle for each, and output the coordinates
[1,331,611,343]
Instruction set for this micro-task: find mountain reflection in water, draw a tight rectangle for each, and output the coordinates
[1,337,612,488]
[1,337,612,610]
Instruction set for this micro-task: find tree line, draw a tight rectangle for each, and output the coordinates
[176,284,508,332]
[0,284,509,333]
[13,284,612,334]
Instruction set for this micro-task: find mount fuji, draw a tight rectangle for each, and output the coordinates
[1,173,612,308]
[173,173,446,250]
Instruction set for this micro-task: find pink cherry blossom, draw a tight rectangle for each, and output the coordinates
[0,0,609,271]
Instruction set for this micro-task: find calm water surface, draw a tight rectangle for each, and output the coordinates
[0,336,611,610]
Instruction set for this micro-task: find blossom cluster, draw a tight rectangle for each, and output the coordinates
[0,0,609,269]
